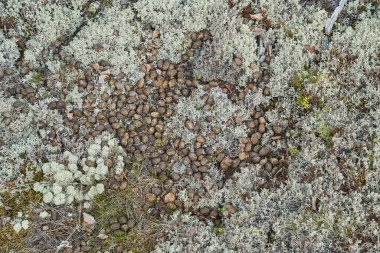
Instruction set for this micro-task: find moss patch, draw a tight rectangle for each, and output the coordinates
[0,226,33,253]
[90,164,161,252]
[0,189,42,217]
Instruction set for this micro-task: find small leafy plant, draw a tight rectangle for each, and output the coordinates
[290,68,323,112]
[319,124,335,148]
[214,226,225,236]
[287,147,300,155]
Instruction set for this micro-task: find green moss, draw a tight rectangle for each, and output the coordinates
[267,228,276,244]
[214,226,225,236]
[283,25,299,41]
[100,0,113,8]
[102,228,156,252]
[296,94,311,110]
[0,188,42,217]
[19,165,45,183]
[93,192,160,251]
[290,68,324,112]
[180,39,187,50]
[130,158,143,174]
[210,156,218,163]
[27,72,45,84]
[91,188,134,230]
[0,226,33,253]
[194,73,201,80]
[319,124,335,148]
[290,68,321,89]
[287,220,298,231]
[287,147,300,156]
[155,138,164,147]
[0,186,41,253]
[368,154,375,170]
[290,72,303,90]
[107,230,129,244]
[91,161,161,252]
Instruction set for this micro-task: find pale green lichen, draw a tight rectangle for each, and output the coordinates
[1,0,84,66]
[165,86,253,155]
[135,0,258,86]
[0,34,20,68]
[64,4,148,82]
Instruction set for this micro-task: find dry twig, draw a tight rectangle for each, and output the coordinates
[325,0,348,33]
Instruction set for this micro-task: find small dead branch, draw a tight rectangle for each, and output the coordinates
[54,225,79,253]
[311,196,318,211]
[266,44,272,58]
[325,0,348,33]
[257,36,266,64]
[304,44,318,54]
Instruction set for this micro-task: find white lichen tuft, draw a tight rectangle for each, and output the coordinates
[65,5,148,83]
[1,0,83,66]
[0,34,20,68]
[165,86,257,155]
[135,0,258,86]
[33,137,125,207]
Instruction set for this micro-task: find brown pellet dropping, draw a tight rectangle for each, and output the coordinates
[196,136,206,143]
[253,144,261,152]
[199,166,208,173]
[251,133,260,145]
[189,153,197,161]
[121,132,129,145]
[245,143,252,152]
[238,152,248,161]
[186,121,194,130]
[85,159,96,167]
[252,155,261,163]
[4,68,13,75]
[111,122,121,129]
[270,158,279,165]
[263,87,270,96]
[235,58,242,66]
[220,156,233,170]
[259,147,270,157]
[48,102,57,110]
[265,162,273,172]
[166,149,176,156]
[151,112,160,118]
[171,173,181,181]
[259,117,266,124]
[258,123,266,133]
[271,136,281,141]
[164,192,175,203]
[155,124,164,132]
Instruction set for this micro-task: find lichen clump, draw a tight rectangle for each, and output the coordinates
[33,137,125,208]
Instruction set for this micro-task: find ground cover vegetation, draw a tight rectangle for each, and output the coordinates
[0,0,379,252]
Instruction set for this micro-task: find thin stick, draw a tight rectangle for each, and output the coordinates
[54,224,78,253]
[325,0,348,33]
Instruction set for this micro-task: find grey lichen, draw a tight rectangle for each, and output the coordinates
[135,0,258,86]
